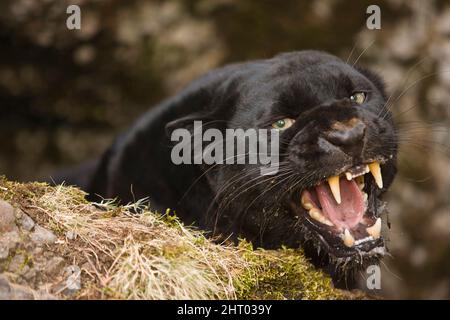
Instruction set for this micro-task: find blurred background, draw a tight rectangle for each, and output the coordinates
[0,0,449,299]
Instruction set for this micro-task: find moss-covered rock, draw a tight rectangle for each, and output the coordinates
[0,177,366,300]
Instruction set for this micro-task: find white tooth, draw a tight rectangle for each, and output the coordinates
[366,218,381,239]
[343,229,355,247]
[369,162,383,189]
[327,175,341,204]
[309,207,320,218]
[301,193,314,210]
[363,192,368,202]
[309,208,334,226]
[345,172,353,181]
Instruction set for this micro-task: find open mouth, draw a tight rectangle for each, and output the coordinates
[290,160,387,259]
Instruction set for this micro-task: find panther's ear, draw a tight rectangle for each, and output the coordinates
[164,70,241,138]
[356,66,387,99]
[165,111,214,137]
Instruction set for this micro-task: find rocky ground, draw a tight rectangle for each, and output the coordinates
[0,200,67,299]
[0,195,82,299]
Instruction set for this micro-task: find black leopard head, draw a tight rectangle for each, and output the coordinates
[167,51,398,275]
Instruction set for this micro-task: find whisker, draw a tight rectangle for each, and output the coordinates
[381,69,450,119]
[352,39,375,66]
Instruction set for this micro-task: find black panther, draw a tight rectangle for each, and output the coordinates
[57,51,398,286]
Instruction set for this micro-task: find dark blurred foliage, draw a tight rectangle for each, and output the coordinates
[0,0,449,299]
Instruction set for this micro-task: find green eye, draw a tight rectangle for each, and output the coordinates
[272,118,295,130]
[350,92,366,104]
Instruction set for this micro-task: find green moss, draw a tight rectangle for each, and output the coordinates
[234,241,344,300]
[0,175,88,207]
[160,208,182,228]
[46,219,66,235]
[18,250,34,271]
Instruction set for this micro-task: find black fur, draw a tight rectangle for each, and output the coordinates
[57,51,398,287]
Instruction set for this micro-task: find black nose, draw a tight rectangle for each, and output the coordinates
[323,118,366,155]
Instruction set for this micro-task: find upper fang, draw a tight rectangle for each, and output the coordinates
[369,162,383,189]
[327,175,341,204]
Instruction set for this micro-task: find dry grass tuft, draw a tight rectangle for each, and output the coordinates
[33,185,247,299]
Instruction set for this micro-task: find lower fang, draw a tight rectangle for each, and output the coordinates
[309,208,334,226]
[343,229,355,247]
[366,218,381,239]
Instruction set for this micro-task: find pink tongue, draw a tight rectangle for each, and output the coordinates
[315,178,365,229]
